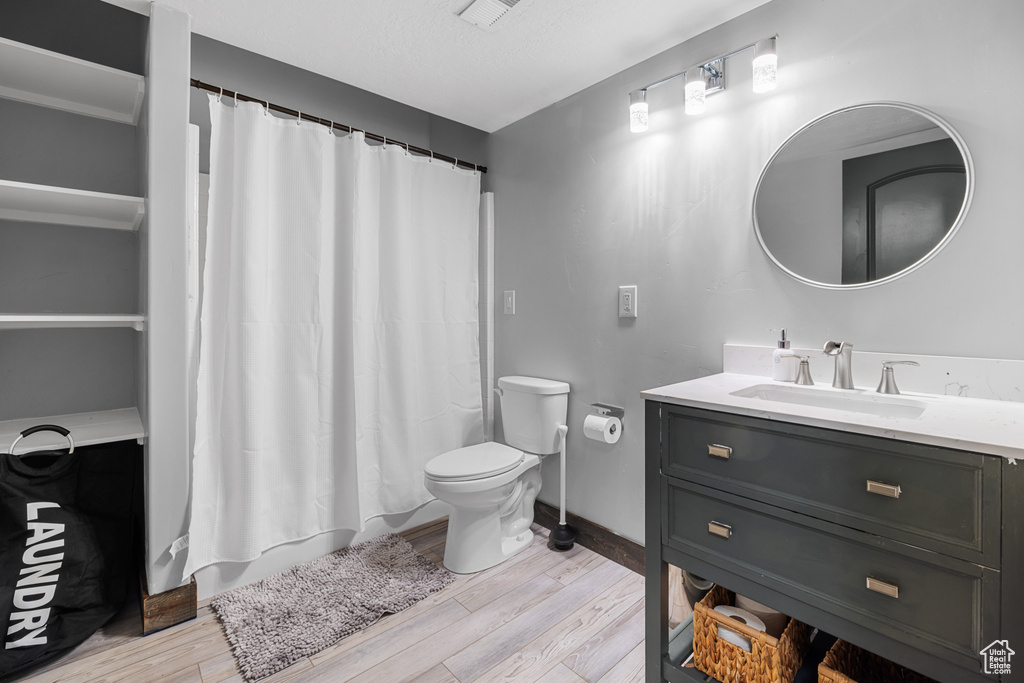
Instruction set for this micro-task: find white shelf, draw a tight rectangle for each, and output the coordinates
[0,407,144,453]
[0,37,145,125]
[0,179,145,231]
[0,314,145,331]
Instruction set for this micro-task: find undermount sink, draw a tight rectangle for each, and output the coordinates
[730,383,928,419]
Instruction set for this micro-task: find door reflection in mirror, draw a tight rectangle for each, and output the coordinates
[842,139,966,284]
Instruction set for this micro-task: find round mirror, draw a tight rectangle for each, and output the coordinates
[753,102,973,289]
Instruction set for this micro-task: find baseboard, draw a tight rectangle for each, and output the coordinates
[140,571,197,636]
[533,500,643,575]
[399,515,449,539]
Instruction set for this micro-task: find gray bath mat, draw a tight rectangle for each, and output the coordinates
[211,533,455,681]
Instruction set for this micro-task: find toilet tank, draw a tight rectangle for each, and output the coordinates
[497,376,570,455]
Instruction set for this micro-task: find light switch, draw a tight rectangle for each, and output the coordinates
[619,285,637,318]
[503,290,515,315]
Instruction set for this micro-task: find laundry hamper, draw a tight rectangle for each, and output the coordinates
[0,426,138,678]
[693,584,811,683]
[818,639,938,683]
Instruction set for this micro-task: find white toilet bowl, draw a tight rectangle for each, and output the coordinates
[424,442,541,574]
[424,375,569,574]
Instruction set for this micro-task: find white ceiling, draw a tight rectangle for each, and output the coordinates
[102,0,771,133]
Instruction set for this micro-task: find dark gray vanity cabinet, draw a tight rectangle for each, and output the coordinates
[645,400,1024,683]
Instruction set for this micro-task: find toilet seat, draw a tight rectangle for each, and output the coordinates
[424,443,524,482]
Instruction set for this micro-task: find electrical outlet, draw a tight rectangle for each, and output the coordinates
[619,285,637,318]
[503,290,515,315]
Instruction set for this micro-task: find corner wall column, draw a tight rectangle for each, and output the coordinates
[140,2,191,596]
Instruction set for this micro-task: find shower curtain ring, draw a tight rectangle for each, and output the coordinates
[263,100,270,116]
[430,150,434,162]
[404,142,410,155]
[453,157,459,170]
[296,111,302,125]
[327,119,334,135]
[382,135,387,148]
[217,86,223,102]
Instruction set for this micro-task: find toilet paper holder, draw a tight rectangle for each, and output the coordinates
[591,403,624,421]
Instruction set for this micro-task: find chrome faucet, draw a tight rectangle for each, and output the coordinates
[877,360,919,395]
[823,341,854,389]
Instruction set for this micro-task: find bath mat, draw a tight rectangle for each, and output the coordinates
[211,533,455,681]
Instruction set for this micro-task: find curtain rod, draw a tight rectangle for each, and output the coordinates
[190,79,488,174]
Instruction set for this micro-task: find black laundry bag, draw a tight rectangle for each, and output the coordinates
[0,426,138,680]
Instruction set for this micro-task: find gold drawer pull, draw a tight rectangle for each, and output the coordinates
[708,444,732,459]
[866,480,902,499]
[708,521,732,539]
[866,576,899,599]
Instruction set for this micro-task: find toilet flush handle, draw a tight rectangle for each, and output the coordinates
[494,387,503,397]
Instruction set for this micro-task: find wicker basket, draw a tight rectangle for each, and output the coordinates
[818,639,938,683]
[694,585,811,683]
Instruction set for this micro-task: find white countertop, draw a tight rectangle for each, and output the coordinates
[642,373,1024,461]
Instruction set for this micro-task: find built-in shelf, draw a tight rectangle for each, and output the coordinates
[0,179,145,231]
[0,407,144,452]
[0,37,145,125]
[0,314,145,331]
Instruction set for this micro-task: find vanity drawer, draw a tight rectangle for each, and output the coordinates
[664,479,998,670]
[662,405,1001,566]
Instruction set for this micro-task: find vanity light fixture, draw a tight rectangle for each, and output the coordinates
[629,89,649,133]
[628,34,778,130]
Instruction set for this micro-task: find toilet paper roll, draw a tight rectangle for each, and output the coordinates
[713,605,766,652]
[734,594,788,639]
[583,414,621,444]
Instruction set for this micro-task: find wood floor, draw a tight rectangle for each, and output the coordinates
[18,520,646,683]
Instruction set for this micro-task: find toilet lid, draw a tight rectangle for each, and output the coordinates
[424,443,524,482]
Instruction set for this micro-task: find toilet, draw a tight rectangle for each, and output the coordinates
[424,375,570,574]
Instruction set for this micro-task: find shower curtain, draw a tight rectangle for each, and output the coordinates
[182,96,483,576]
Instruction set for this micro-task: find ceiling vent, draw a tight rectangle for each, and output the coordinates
[458,0,522,31]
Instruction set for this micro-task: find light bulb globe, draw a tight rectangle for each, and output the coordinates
[753,38,778,93]
[684,78,706,116]
[628,90,648,132]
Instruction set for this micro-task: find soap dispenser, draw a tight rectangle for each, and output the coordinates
[772,329,799,382]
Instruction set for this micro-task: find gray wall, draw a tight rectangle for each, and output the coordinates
[0,0,146,75]
[489,0,1024,545]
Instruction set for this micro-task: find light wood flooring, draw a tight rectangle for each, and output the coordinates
[18,520,646,683]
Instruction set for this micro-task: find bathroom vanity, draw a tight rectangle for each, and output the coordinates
[643,373,1024,683]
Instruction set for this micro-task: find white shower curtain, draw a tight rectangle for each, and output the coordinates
[183,96,483,576]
